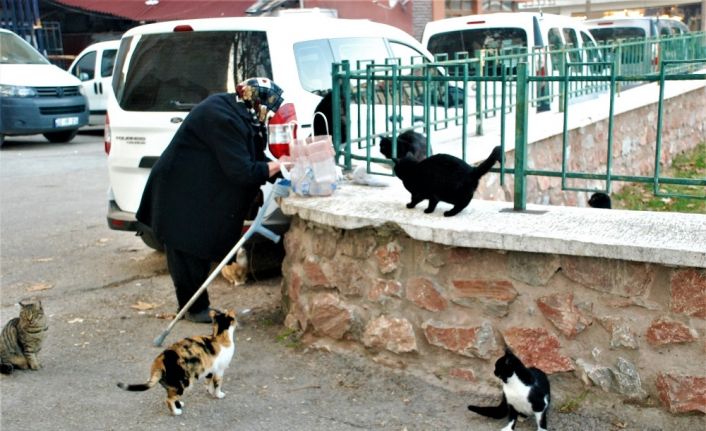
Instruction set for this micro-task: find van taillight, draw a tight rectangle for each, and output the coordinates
[173,25,193,32]
[104,112,111,155]
[597,21,614,26]
[267,102,297,159]
[466,20,486,25]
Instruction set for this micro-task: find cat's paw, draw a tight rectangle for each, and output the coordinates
[215,390,226,399]
[406,203,416,209]
[171,408,183,416]
[423,208,434,213]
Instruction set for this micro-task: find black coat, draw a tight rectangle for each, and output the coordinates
[136,93,270,261]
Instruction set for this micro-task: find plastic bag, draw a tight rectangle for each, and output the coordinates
[289,113,338,197]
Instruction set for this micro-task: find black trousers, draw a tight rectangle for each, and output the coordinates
[165,246,211,312]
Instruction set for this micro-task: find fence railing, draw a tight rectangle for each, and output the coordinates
[330,32,706,210]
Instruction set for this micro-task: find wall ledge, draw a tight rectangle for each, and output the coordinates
[279,179,706,268]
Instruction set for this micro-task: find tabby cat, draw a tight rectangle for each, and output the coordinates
[0,297,48,375]
[220,248,248,286]
[379,130,428,162]
[393,145,502,217]
[117,309,238,415]
[468,348,551,431]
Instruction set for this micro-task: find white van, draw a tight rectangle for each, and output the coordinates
[422,12,602,75]
[68,40,120,126]
[585,16,689,42]
[422,12,602,112]
[106,16,436,250]
[0,28,89,146]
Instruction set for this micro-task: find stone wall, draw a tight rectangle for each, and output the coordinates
[473,85,706,207]
[281,218,706,414]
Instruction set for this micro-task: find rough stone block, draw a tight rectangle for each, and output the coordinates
[576,358,614,392]
[374,241,401,274]
[362,315,418,354]
[598,316,639,350]
[303,255,331,287]
[646,317,698,346]
[449,367,476,383]
[406,277,448,312]
[537,293,593,339]
[339,230,377,259]
[308,293,352,340]
[670,268,706,319]
[502,327,574,373]
[508,252,560,286]
[656,373,706,414]
[368,279,402,302]
[422,321,501,360]
[612,357,647,400]
[562,256,654,298]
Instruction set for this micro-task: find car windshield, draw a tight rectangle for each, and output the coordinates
[589,27,646,42]
[113,31,273,111]
[0,32,50,65]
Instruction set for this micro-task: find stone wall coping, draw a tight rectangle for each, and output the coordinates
[279,179,706,268]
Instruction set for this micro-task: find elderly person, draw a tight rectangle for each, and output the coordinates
[136,78,289,322]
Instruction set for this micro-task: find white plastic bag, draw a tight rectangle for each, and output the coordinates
[289,113,337,197]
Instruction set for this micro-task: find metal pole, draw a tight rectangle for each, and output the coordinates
[514,62,529,211]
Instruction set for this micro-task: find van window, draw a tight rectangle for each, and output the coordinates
[330,37,390,68]
[389,41,428,67]
[73,51,96,80]
[294,39,335,93]
[101,49,117,77]
[547,28,564,71]
[0,31,49,65]
[562,28,582,63]
[427,28,527,60]
[113,31,272,111]
[580,31,603,66]
[590,27,646,43]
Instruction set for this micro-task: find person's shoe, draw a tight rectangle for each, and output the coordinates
[184,308,213,323]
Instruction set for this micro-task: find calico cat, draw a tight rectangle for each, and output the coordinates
[380,130,428,162]
[117,309,238,415]
[0,297,48,375]
[220,248,248,286]
[468,348,550,431]
[588,192,612,209]
[393,145,502,217]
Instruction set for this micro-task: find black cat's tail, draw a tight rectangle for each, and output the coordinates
[468,395,508,419]
[470,145,502,180]
[117,367,162,392]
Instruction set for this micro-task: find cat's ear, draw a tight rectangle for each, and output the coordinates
[208,309,217,320]
[226,309,236,319]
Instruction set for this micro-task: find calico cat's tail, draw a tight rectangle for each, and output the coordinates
[470,145,502,180]
[117,367,162,392]
[467,395,508,419]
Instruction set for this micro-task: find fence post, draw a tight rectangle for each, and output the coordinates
[514,62,529,211]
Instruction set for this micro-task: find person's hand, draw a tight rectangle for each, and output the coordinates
[278,156,293,170]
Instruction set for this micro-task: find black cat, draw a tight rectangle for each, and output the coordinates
[588,192,612,209]
[393,145,502,217]
[379,130,428,162]
[468,348,550,431]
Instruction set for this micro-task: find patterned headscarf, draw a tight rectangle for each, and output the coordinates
[235,77,284,124]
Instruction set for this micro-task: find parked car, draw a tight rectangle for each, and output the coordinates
[585,16,690,73]
[422,12,603,112]
[0,28,89,146]
[422,12,602,76]
[106,15,439,250]
[68,40,120,126]
[585,16,689,42]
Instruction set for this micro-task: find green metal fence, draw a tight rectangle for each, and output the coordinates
[330,32,706,210]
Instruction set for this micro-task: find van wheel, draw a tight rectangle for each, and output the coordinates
[43,129,78,143]
[140,230,165,252]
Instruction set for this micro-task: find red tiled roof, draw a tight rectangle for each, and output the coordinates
[51,0,252,22]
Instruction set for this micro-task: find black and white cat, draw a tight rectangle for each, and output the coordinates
[588,192,612,209]
[393,145,502,217]
[468,348,550,431]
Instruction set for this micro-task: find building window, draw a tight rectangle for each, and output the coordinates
[445,0,476,18]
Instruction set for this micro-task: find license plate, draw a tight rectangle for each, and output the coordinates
[55,117,79,127]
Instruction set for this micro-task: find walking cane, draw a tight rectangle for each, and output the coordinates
[153,176,291,347]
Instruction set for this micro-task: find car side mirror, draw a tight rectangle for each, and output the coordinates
[79,72,91,81]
